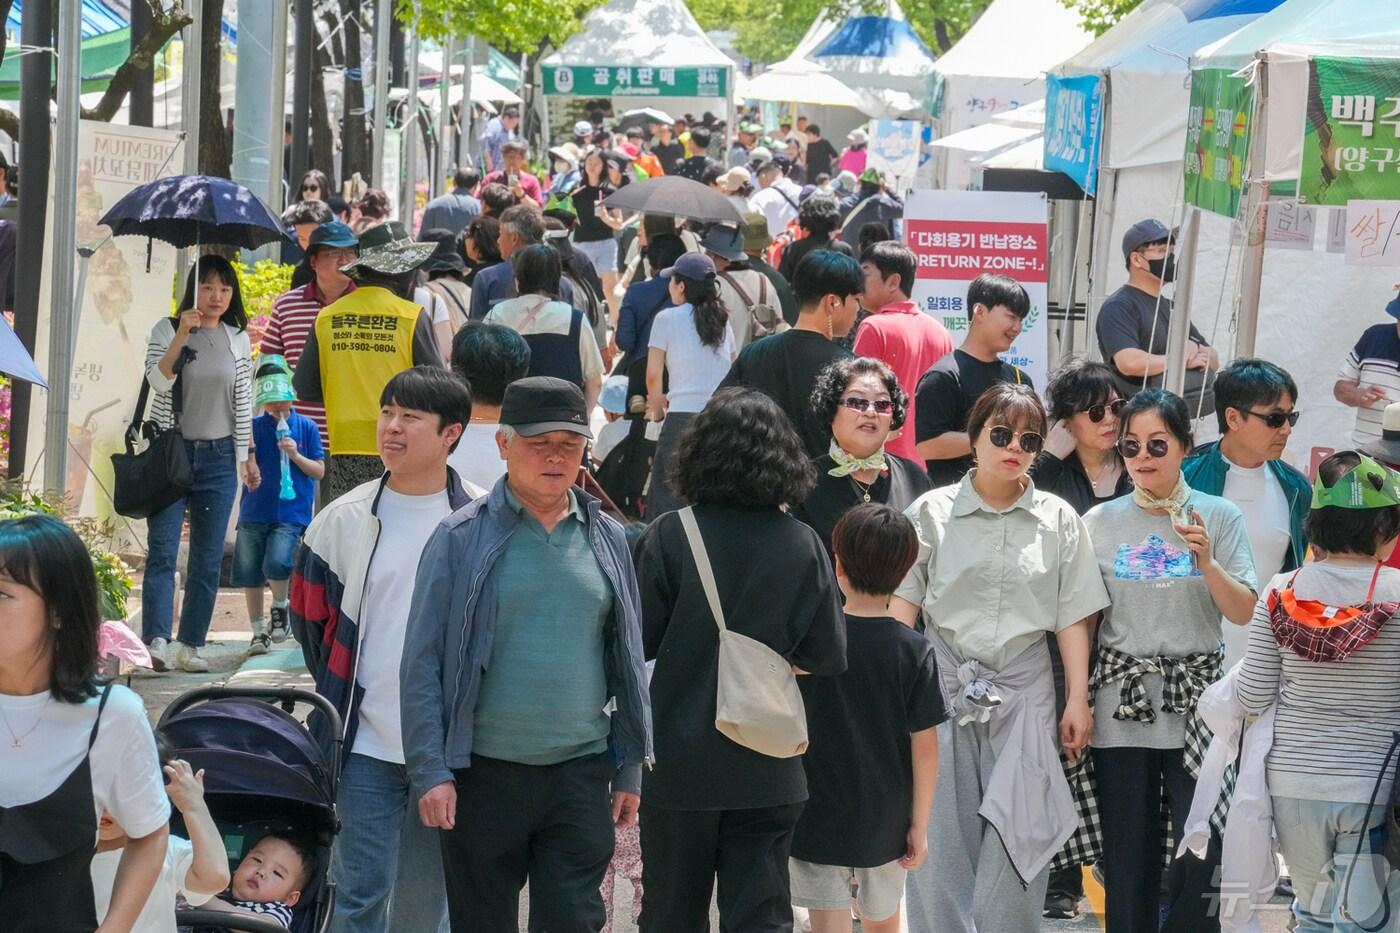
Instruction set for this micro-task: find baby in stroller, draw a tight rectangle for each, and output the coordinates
[201,832,314,929]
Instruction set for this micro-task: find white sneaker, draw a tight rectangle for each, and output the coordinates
[171,642,210,673]
[148,637,170,672]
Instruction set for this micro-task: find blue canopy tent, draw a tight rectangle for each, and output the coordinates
[808,15,936,116]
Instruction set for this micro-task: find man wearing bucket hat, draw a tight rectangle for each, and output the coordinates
[293,221,443,501]
[232,356,324,654]
[730,121,761,168]
[838,167,905,251]
[264,220,360,450]
[702,224,774,353]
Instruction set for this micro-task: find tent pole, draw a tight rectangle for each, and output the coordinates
[371,0,391,186]
[1085,165,1117,359]
[402,21,421,225]
[1163,204,1201,397]
[44,0,83,493]
[435,34,456,197]
[1234,56,1270,360]
[458,36,474,168]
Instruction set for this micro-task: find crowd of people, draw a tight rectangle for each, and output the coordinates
[9,104,1400,933]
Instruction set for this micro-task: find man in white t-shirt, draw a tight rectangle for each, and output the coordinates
[448,322,531,491]
[749,158,802,238]
[1183,358,1311,667]
[291,367,479,933]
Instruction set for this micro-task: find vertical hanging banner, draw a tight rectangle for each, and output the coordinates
[903,190,1050,389]
[32,121,181,550]
[1183,67,1254,218]
[867,120,922,190]
[1043,73,1102,197]
[1299,56,1400,206]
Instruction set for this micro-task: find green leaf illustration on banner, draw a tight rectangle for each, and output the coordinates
[1299,57,1400,207]
[1184,68,1254,218]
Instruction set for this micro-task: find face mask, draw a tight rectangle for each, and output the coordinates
[1147,254,1176,284]
[553,160,570,174]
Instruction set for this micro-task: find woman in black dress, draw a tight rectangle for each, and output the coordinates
[792,357,931,558]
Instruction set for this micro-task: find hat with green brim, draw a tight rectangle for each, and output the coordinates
[859,167,884,186]
[1312,453,1400,510]
[340,221,436,276]
[254,366,297,407]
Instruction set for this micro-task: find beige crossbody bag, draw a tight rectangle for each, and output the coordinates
[677,506,809,758]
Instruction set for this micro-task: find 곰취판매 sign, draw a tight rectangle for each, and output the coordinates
[543,65,728,98]
[1183,67,1253,218]
[1300,56,1400,206]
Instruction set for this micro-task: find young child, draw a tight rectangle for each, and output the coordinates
[204,832,314,929]
[233,355,324,653]
[92,739,230,932]
[789,503,946,933]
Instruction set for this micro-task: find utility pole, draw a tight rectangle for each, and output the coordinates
[8,0,54,478]
[130,0,155,126]
[371,0,391,185]
[291,0,314,190]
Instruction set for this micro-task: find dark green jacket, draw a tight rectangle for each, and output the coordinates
[1182,440,1310,573]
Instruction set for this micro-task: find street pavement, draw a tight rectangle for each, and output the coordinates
[124,588,1295,932]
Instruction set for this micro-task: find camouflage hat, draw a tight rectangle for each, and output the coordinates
[340,221,436,276]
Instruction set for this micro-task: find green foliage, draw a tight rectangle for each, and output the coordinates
[0,485,134,621]
[399,0,609,55]
[233,258,295,354]
[1058,0,1141,35]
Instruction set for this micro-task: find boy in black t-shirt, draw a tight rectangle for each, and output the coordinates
[790,504,946,932]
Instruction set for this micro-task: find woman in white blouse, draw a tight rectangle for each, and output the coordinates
[890,383,1110,933]
[0,515,170,930]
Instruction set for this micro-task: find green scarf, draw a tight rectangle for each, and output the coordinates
[828,439,887,478]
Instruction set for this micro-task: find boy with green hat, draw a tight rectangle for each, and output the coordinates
[232,355,326,653]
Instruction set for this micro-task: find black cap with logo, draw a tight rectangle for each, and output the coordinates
[499,376,594,439]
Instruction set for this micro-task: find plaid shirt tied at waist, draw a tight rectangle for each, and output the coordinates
[1093,644,1223,725]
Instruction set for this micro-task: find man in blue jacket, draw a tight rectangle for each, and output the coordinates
[1183,357,1310,665]
[401,376,653,933]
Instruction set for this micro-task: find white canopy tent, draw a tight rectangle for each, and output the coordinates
[539,0,735,141]
[927,0,1091,141]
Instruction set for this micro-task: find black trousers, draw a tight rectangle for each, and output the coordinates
[441,752,616,933]
[1093,746,1222,933]
[638,801,805,933]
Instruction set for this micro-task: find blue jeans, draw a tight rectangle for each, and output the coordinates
[332,752,449,933]
[142,437,238,648]
[1273,796,1399,933]
[230,521,305,587]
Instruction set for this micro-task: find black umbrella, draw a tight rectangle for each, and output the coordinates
[98,174,285,250]
[615,107,675,133]
[601,175,743,225]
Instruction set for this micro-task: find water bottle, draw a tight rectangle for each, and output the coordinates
[276,415,296,501]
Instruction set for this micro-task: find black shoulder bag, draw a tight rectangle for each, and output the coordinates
[111,360,193,519]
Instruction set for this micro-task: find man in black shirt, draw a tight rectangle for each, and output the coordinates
[915,273,1035,486]
[720,249,863,458]
[651,123,685,175]
[672,126,713,181]
[1096,218,1218,412]
[804,124,839,180]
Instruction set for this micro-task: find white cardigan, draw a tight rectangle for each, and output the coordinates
[143,317,253,463]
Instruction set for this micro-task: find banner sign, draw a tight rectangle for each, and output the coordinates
[1043,74,1103,196]
[868,120,922,187]
[1344,199,1400,265]
[1184,67,1254,218]
[32,121,181,551]
[1299,56,1400,206]
[903,190,1050,389]
[543,65,727,98]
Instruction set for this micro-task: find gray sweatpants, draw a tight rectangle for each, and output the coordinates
[905,718,1051,933]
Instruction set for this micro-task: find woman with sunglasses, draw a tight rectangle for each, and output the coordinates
[1032,358,1133,515]
[295,168,330,204]
[891,383,1110,933]
[792,357,931,559]
[1082,389,1257,933]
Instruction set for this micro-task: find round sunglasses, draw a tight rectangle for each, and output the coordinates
[1083,398,1127,423]
[987,425,1043,454]
[1239,408,1300,430]
[839,396,894,416]
[1118,437,1171,459]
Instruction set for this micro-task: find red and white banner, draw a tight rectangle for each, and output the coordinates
[903,190,1050,389]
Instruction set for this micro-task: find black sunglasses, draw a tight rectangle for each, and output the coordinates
[988,425,1043,454]
[1084,399,1127,423]
[839,396,894,416]
[1240,408,1300,429]
[302,183,320,192]
[1118,437,1171,459]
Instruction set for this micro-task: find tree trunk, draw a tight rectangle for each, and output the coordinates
[198,0,232,177]
[934,19,954,54]
[339,0,368,183]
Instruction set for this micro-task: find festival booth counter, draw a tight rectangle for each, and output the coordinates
[538,0,735,144]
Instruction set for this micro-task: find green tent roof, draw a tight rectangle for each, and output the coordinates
[0,26,134,99]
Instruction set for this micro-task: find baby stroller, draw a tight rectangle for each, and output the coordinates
[157,686,342,933]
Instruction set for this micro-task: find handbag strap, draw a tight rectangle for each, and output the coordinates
[719,271,755,310]
[678,506,727,634]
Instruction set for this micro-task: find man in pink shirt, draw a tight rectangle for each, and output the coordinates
[851,241,953,462]
[482,140,545,206]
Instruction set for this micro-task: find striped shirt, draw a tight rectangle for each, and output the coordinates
[217,893,293,928]
[262,281,356,448]
[1237,562,1400,805]
[144,318,253,462]
[1339,322,1400,446]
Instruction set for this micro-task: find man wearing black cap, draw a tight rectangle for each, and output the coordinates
[1096,218,1218,410]
[402,376,652,933]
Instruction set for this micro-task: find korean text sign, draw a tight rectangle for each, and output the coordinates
[1184,68,1254,218]
[1043,74,1102,197]
[1299,57,1400,206]
[1344,200,1400,266]
[543,65,727,98]
[903,190,1050,389]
